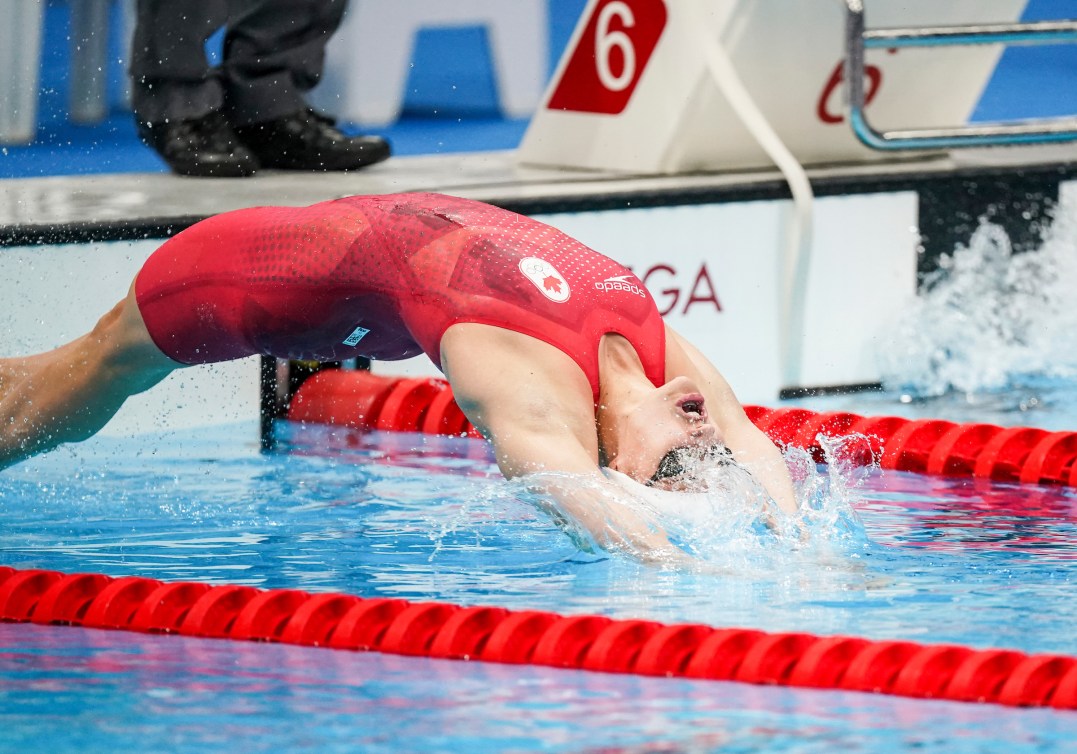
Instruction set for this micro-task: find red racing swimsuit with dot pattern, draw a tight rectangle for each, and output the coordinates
[135,192,667,400]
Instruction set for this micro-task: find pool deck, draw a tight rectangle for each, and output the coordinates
[2,143,1076,245]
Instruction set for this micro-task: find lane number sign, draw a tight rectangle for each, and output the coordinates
[547,0,668,114]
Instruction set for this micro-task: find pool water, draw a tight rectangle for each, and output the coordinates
[1,408,1075,752]
[1,622,1072,754]
[2,418,1074,651]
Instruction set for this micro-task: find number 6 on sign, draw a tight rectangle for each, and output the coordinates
[596,2,637,91]
[548,0,667,114]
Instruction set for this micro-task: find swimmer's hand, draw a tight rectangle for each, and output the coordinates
[524,471,697,567]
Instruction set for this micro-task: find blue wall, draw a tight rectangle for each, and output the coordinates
[402,0,588,117]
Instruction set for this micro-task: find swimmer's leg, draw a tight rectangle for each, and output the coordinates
[0,283,182,470]
[0,358,28,401]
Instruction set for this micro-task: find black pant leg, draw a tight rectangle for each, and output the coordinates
[221,0,348,125]
[129,0,230,123]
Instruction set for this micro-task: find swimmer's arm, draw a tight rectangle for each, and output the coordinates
[666,326,799,515]
[478,409,690,564]
[441,325,692,564]
[448,394,686,562]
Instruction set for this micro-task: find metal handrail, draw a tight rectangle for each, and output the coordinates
[864,21,1077,49]
[844,0,1077,150]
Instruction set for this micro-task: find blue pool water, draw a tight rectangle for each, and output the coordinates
[2,418,1075,651]
[1,622,1072,754]
[1,407,1075,752]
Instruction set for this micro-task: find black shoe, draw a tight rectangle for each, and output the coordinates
[234,109,391,171]
[138,111,259,178]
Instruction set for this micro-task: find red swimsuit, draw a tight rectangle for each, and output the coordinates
[135,192,667,398]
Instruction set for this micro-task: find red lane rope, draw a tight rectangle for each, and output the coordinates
[288,371,1077,488]
[1,566,1074,710]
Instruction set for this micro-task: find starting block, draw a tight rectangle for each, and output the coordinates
[519,0,1028,172]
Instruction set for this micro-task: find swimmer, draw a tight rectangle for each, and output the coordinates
[0,193,796,562]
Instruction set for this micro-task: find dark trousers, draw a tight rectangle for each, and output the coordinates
[130,0,347,125]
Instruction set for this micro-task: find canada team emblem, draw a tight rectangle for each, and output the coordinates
[519,257,571,303]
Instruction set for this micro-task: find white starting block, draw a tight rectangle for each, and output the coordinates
[518,0,1077,393]
[518,0,1029,173]
[314,0,548,127]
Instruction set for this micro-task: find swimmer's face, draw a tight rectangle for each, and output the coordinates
[607,376,721,485]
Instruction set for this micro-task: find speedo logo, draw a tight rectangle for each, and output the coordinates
[595,274,647,298]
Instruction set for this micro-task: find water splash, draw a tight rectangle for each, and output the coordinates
[786,433,873,539]
[879,194,1077,398]
[527,438,873,570]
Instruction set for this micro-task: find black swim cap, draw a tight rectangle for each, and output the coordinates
[647,444,732,486]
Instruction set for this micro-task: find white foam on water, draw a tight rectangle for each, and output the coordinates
[879,192,1077,397]
[521,434,873,570]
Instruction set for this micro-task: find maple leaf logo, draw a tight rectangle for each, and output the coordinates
[518,256,570,303]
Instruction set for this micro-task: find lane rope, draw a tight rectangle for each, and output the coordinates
[288,371,1077,488]
[1,566,1074,710]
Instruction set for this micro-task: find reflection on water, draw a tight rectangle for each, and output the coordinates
[4,623,1071,754]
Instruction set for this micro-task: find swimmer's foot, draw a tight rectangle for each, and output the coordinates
[234,109,391,172]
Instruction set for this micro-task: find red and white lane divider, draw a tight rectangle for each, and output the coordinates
[287,371,1077,488]
[1,566,1074,710]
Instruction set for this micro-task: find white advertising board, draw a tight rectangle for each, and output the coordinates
[539,193,918,403]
